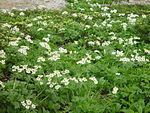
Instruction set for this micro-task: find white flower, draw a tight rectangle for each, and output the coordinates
[21,101,26,106]
[9,41,19,46]
[89,77,98,84]
[72,13,77,17]
[0,50,6,58]
[94,50,100,53]
[8,12,15,16]
[25,105,30,109]
[102,41,110,46]
[26,100,32,105]
[31,104,36,109]
[119,13,125,16]
[95,56,101,60]
[144,49,150,54]
[142,15,146,18]
[42,38,50,42]
[64,69,70,74]
[37,28,44,31]
[74,41,78,45]
[55,85,61,90]
[18,46,29,55]
[39,42,51,50]
[116,73,120,75]
[88,41,95,45]
[59,47,67,53]
[2,23,11,28]
[112,50,124,57]
[0,81,5,88]
[0,60,5,64]
[19,12,25,16]
[62,11,68,15]
[27,23,33,27]
[61,78,70,85]
[111,36,117,40]
[37,57,45,62]
[112,87,118,94]
[11,26,19,33]
[110,9,117,13]
[95,41,100,46]
[119,57,130,62]
[101,7,109,11]
[25,35,33,43]
[121,23,127,30]
[48,54,60,61]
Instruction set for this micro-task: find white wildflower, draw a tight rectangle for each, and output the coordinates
[89,77,98,84]
[112,87,118,94]
[42,37,50,42]
[0,60,5,64]
[39,42,51,50]
[55,85,61,90]
[0,81,5,88]
[62,11,68,15]
[19,12,25,16]
[37,57,45,62]
[59,47,67,53]
[0,50,6,58]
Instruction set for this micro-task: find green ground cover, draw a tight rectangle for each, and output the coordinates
[0,0,150,113]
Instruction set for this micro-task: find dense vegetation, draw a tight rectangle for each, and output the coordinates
[0,0,150,112]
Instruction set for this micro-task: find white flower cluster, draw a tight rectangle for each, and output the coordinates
[48,51,60,61]
[101,7,109,11]
[25,35,33,43]
[127,13,139,25]
[69,51,78,54]
[124,37,140,46]
[121,23,127,31]
[0,81,5,88]
[12,65,41,74]
[39,42,51,50]
[18,46,30,55]
[62,11,68,15]
[42,37,50,42]
[77,54,93,64]
[0,50,6,64]
[10,26,20,34]
[88,41,100,46]
[112,50,124,57]
[21,100,36,109]
[37,57,45,62]
[119,54,149,62]
[36,69,98,89]
[61,76,98,85]
[36,70,70,90]
[47,47,68,61]
[8,11,15,17]
[19,12,25,16]
[131,55,149,62]
[37,28,44,31]
[32,16,43,21]
[144,49,150,54]
[84,15,93,20]
[110,9,117,13]
[59,47,68,53]
[112,87,118,94]
[9,37,21,46]
[0,50,6,58]
[102,41,111,46]
[2,23,11,28]
[89,77,98,84]
[37,21,48,26]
